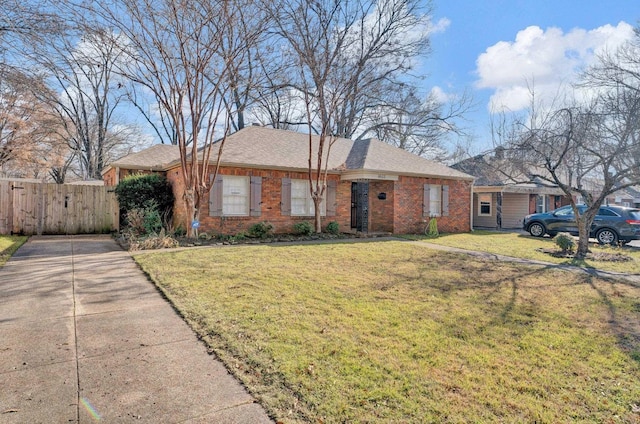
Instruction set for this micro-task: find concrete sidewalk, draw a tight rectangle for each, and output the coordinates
[0,235,273,424]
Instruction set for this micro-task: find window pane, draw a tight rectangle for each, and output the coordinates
[223,176,249,215]
[291,179,325,216]
[291,180,310,215]
[479,194,491,216]
[429,185,441,216]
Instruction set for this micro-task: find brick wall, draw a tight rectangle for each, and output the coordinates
[166,165,472,236]
[369,180,395,233]
[168,165,350,235]
[393,176,471,234]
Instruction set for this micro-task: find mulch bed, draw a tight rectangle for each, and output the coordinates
[536,247,633,262]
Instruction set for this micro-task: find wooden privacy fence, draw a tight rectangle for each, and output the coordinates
[0,180,119,235]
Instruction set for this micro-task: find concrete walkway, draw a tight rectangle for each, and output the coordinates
[0,235,273,424]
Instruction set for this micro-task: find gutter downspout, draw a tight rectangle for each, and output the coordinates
[470,179,475,232]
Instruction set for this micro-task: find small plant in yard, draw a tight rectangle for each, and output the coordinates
[425,216,439,237]
[248,221,274,238]
[293,221,314,235]
[325,221,340,234]
[554,232,575,254]
[128,229,178,251]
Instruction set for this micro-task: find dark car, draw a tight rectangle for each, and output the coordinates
[523,204,640,245]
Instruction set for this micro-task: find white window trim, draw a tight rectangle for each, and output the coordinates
[478,194,492,216]
[222,175,250,216]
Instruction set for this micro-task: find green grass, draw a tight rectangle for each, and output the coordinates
[405,231,640,274]
[134,241,640,423]
[0,235,27,267]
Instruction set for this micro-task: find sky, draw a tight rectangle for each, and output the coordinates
[423,0,639,154]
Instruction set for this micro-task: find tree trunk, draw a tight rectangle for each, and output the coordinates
[575,217,591,259]
[313,196,322,233]
[183,189,196,238]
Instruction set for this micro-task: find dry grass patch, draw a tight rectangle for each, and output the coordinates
[408,231,640,274]
[0,235,27,267]
[134,241,640,423]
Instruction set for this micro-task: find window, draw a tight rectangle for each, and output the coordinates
[478,194,492,216]
[535,195,548,213]
[423,184,448,217]
[598,207,619,217]
[222,176,250,216]
[429,184,442,217]
[554,206,574,217]
[291,179,325,216]
[209,175,262,217]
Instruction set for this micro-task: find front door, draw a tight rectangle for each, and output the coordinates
[351,182,369,232]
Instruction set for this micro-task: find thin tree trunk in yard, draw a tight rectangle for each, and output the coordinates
[183,189,196,238]
[575,221,590,259]
[313,196,322,233]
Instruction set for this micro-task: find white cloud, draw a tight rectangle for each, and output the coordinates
[475,21,635,113]
[430,86,452,103]
[428,17,451,35]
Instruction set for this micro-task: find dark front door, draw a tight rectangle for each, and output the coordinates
[351,182,369,232]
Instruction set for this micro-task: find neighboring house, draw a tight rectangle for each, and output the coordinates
[102,144,182,187]
[605,186,640,208]
[452,153,569,230]
[103,126,474,235]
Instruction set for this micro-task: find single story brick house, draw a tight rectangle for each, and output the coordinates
[103,126,474,235]
[452,152,569,229]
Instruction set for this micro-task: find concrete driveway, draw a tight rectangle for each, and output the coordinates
[0,235,273,424]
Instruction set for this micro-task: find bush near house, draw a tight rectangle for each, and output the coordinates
[114,173,174,233]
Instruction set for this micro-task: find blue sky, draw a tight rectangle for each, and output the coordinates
[424,0,639,153]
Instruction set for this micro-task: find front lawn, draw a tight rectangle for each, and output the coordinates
[134,241,640,423]
[408,231,640,274]
[0,235,27,267]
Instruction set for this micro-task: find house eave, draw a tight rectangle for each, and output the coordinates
[474,185,566,195]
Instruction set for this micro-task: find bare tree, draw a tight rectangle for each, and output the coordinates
[0,68,65,178]
[86,0,259,236]
[18,26,131,181]
[266,0,442,232]
[502,83,640,258]
[365,86,472,160]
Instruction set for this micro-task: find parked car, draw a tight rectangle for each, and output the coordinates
[523,204,640,245]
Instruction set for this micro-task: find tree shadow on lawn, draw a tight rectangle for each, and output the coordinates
[386,252,640,365]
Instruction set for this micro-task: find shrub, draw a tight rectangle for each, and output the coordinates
[128,229,179,251]
[248,221,274,238]
[326,221,340,234]
[554,232,575,254]
[124,204,163,237]
[115,173,174,228]
[293,221,314,235]
[425,217,439,238]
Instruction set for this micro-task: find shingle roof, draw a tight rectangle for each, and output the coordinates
[106,144,181,171]
[104,126,473,180]
[211,127,472,179]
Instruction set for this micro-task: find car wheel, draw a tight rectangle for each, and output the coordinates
[528,222,545,237]
[596,228,618,245]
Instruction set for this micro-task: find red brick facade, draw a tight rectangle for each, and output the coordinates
[162,165,472,235]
